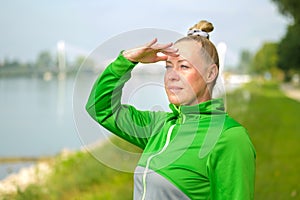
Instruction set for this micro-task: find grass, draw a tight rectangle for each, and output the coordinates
[1,137,141,200]
[226,81,300,199]
[2,80,300,199]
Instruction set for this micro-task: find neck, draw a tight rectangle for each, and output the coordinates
[192,86,212,105]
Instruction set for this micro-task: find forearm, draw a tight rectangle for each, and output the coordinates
[85,52,136,123]
[85,52,162,149]
[86,52,145,145]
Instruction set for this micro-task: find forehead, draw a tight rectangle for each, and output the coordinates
[174,40,201,53]
[168,40,203,67]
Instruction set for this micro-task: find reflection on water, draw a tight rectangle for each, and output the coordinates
[0,77,81,157]
[0,76,83,180]
[73,69,170,152]
[0,71,169,180]
[0,162,34,180]
[0,70,238,180]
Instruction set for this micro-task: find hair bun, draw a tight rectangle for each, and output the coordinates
[189,20,214,33]
[187,20,214,38]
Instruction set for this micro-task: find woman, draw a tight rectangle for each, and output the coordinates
[86,20,256,200]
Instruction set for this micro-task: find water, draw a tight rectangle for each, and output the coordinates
[0,76,83,180]
[0,162,35,180]
[73,67,171,151]
[0,69,170,180]
[0,67,235,180]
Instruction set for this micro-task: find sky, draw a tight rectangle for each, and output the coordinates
[0,0,291,67]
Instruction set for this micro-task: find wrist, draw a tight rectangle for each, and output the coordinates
[122,50,138,64]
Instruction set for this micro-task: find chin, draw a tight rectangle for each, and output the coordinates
[168,97,182,106]
[166,92,184,106]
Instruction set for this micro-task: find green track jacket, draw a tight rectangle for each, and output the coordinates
[86,52,256,200]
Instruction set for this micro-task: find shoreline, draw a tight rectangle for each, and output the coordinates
[0,142,107,196]
[1,82,299,197]
[0,149,74,196]
[0,156,53,164]
[0,161,52,196]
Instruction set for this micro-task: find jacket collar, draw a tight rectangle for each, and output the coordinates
[169,98,225,116]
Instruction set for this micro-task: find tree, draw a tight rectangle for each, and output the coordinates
[252,42,278,74]
[237,50,253,74]
[73,55,96,73]
[278,24,300,80]
[35,51,54,70]
[271,0,300,23]
[271,0,300,80]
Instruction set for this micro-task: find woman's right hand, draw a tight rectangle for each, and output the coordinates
[122,38,179,63]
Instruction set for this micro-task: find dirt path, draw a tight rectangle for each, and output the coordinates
[281,83,300,102]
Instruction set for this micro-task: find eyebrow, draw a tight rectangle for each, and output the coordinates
[166,59,187,64]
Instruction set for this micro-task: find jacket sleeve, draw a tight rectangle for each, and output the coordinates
[207,126,256,200]
[85,52,166,149]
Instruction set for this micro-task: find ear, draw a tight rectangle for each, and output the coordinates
[206,64,219,84]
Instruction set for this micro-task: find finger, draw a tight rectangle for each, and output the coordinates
[161,47,179,56]
[162,52,180,58]
[146,38,158,47]
[162,46,178,53]
[155,51,178,62]
[153,42,173,50]
[155,53,169,62]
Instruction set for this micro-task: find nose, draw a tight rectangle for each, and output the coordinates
[166,68,180,81]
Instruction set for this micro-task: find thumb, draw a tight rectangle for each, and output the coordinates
[155,52,168,62]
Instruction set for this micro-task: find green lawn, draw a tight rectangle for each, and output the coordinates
[2,137,141,200]
[226,81,300,200]
[3,81,300,200]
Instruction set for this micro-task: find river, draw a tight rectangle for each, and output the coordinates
[0,76,82,180]
[0,68,171,180]
[0,64,235,181]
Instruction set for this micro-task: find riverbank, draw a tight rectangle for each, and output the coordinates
[0,150,73,197]
[0,137,140,200]
[0,162,51,195]
[1,81,300,199]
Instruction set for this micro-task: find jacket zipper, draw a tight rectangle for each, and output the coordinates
[141,124,176,200]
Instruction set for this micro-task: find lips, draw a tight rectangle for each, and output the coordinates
[167,86,183,93]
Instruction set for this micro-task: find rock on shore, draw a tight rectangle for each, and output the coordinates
[0,162,51,196]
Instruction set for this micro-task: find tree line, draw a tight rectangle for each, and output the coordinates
[0,50,90,78]
[1,0,299,81]
[237,0,300,82]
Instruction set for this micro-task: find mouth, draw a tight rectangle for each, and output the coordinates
[167,86,183,93]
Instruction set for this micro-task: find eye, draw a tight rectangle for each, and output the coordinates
[181,65,189,69]
[165,65,172,70]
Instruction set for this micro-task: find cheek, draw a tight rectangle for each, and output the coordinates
[185,72,206,92]
[163,72,167,83]
[163,73,168,91]
[164,72,171,93]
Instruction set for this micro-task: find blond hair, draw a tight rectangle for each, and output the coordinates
[176,20,219,69]
[189,20,214,37]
